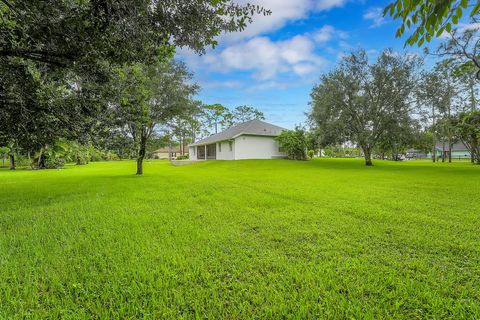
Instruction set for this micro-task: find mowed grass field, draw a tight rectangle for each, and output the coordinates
[0,159,479,319]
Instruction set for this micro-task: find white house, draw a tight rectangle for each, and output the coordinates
[188,119,287,160]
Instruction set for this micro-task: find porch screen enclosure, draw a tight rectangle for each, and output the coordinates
[197,144,216,160]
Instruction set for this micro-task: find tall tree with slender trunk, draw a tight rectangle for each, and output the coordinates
[418,61,458,163]
[231,105,265,125]
[113,59,198,175]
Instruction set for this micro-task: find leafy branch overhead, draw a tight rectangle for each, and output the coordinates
[384,0,480,47]
[0,0,270,67]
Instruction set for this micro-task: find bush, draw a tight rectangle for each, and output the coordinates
[176,155,189,160]
[276,127,308,160]
[44,156,66,169]
[308,150,315,159]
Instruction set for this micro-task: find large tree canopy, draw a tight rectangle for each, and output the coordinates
[0,0,269,67]
[309,49,419,166]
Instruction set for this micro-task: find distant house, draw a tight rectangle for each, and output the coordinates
[188,119,287,160]
[428,142,471,160]
[152,146,187,160]
[407,142,470,160]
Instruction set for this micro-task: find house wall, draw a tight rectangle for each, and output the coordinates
[216,141,234,160]
[234,135,286,160]
[189,147,197,160]
[153,152,187,160]
[153,152,170,159]
[427,150,471,159]
[452,151,470,158]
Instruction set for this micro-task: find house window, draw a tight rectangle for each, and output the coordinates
[229,141,233,151]
[218,142,222,152]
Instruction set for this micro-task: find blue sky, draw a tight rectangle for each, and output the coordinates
[177,0,423,129]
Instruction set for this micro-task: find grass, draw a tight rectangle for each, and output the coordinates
[0,159,479,319]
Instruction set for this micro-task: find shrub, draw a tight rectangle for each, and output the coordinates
[276,127,308,160]
[308,150,315,159]
[176,155,189,160]
[44,156,66,169]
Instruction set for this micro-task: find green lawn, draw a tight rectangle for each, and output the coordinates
[1,159,479,319]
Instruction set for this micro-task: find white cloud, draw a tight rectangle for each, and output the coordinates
[178,23,355,87]
[221,0,349,42]
[312,25,348,43]
[201,80,244,89]
[216,35,326,80]
[313,25,335,43]
[177,3,356,90]
[363,7,386,28]
[315,0,347,11]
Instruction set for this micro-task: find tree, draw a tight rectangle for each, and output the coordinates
[412,130,434,156]
[0,60,99,169]
[0,146,8,167]
[427,22,480,82]
[377,115,420,160]
[231,105,265,124]
[453,111,480,163]
[276,128,308,160]
[170,100,204,154]
[203,104,231,133]
[0,1,269,67]
[309,49,419,166]
[384,0,480,48]
[418,61,459,162]
[113,59,198,175]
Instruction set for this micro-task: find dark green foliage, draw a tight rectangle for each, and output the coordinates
[112,59,198,174]
[309,49,420,166]
[307,150,315,159]
[454,111,480,163]
[323,146,363,158]
[276,128,308,160]
[0,0,269,66]
[384,0,479,48]
[231,105,265,125]
[176,155,189,160]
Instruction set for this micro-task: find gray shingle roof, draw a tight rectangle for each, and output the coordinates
[434,142,469,152]
[189,119,286,147]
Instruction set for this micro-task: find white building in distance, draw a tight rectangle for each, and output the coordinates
[188,119,287,160]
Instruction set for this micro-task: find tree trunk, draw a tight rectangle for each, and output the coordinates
[441,141,445,162]
[27,151,34,169]
[181,134,185,155]
[9,152,15,170]
[37,148,44,169]
[432,106,436,163]
[470,76,476,112]
[136,134,147,175]
[363,147,373,166]
[448,141,452,163]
